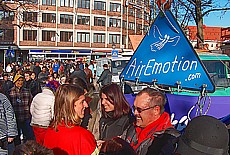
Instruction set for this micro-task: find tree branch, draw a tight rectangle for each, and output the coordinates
[202,7,230,17]
[177,0,196,21]
[186,0,196,6]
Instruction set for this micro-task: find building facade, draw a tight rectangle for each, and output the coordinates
[220,27,230,56]
[186,25,222,51]
[0,0,150,63]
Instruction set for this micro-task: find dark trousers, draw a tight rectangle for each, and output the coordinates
[14,119,35,145]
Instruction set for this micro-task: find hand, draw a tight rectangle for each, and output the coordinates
[8,137,14,143]
[97,140,105,150]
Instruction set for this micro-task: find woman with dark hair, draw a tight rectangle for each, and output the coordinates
[43,84,98,155]
[99,83,134,140]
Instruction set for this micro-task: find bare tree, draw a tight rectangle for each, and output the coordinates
[0,0,39,28]
[171,0,230,49]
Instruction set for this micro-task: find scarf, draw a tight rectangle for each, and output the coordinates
[132,112,172,150]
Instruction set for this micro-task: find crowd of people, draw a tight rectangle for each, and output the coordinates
[0,59,229,155]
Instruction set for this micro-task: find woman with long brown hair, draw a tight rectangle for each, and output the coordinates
[43,84,98,155]
[99,83,134,140]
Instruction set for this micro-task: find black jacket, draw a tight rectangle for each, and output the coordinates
[122,125,180,155]
[1,80,14,96]
[23,79,41,97]
[70,69,87,84]
[99,112,133,140]
[97,69,112,86]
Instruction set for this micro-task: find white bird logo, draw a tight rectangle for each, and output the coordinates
[150,25,180,52]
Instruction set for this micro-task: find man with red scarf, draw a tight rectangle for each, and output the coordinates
[122,87,180,155]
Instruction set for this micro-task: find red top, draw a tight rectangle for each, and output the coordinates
[43,124,97,155]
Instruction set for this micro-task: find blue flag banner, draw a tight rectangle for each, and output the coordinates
[120,10,215,92]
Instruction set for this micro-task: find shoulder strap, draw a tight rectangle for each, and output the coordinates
[121,123,136,143]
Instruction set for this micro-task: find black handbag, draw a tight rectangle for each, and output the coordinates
[0,137,8,150]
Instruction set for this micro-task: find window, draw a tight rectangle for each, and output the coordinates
[78,0,90,9]
[144,25,148,32]
[144,0,148,5]
[122,35,126,45]
[128,22,135,30]
[137,24,142,31]
[23,30,37,41]
[129,8,134,16]
[19,0,38,4]
[42,30,56,41]
[144,13,149,21]
[110,3,121,12]
[109,18,121,27]
[94,17,105,26]
[42,0,56,5]
[93,33,105,43]
[122,20,127,29]
[122,7,127,14]
[137,0,141,5]
[94,1,105,10]
[0,10,14,21]
[60,0,73,7]
[137,9,142,18]
[60,14,73,24]
[0,29,14,41]
[77,15,90,25]
[23,12,37,22]
[109,34,120,44]
[31,0,38,4]
[60,31,73,42]
[42,13,56,23]
[77,32,90,42]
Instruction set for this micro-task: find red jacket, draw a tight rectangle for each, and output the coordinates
[44,124,97,155]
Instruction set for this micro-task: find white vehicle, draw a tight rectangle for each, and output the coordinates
[95,56,131,83]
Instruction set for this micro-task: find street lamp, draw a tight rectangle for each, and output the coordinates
[121,44,124,53]
[111,42,118,57]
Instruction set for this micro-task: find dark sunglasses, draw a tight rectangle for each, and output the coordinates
[132,105,156,113]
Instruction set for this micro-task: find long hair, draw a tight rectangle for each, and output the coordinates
[50,84,85,131]
[99,83,130,119]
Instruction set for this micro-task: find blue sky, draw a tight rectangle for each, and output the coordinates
[188,11,230,27]
[189,0,230,27]
[202,11,230,27]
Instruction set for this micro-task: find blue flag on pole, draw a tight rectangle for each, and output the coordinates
[120,10,215,92]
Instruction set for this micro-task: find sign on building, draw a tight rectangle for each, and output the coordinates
[6,49,15,58]
[112,49,118,58]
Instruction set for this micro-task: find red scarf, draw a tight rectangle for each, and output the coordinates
[132,112,173,150]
